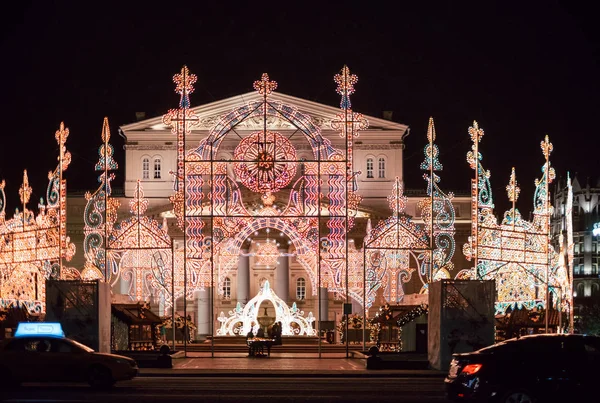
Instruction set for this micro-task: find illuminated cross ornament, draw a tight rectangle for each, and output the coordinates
[334,65,358,109]
[253,73,277,96]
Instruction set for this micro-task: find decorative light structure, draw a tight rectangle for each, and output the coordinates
[82,118,119,281]
[164,65,353,312]
[460,123,571,318]
[217,280,316,336]
[0,123,76,313]
[362,117,455,308]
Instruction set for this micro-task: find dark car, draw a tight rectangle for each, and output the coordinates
[445,334,600,402]
[0,323,138,388]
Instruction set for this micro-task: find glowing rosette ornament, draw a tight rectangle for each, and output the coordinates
[233,130,297,194]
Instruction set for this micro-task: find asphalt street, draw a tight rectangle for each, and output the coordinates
[2,376,448,402]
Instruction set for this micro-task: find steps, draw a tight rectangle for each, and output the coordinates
[176,336,370,353]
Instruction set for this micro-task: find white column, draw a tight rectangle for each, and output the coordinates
[158,294,165,317]
[195,288,213,339]
[319,287,329,321]
[275,252,289,302]
[119,275,130,297]
[237,251,250,304]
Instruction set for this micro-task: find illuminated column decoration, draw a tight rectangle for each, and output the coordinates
[0,123,76,314]
[82,118,120,282]
[566,174,574,332]
[331,66,368,228]
[419,117,455,284]
[462,121,493,280]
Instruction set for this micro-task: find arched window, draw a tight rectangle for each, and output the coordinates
[592,283,600,298]
[378,157,386,178]
[296,277,306,301]
[576,283,585,298]
[223,277,231,300]
[153,157,161,179]
[142,158,150,180]
[366,158,374,178]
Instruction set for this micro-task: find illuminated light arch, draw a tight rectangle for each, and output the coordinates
[216,280,316,336]
[215,216,317,297]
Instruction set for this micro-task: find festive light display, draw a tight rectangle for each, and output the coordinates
[217,280,316,336]
[362,118,455,308]
[460,123,571,316]
[82,118,119,281]
[105,181,191,305]
[164,66,355,313]
[0,123,76,313]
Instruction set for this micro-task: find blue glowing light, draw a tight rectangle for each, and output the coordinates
[14,322,65,338]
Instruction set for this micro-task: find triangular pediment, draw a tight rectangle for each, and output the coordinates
[120,91,408,134]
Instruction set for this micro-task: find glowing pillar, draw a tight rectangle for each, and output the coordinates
[237,250,250,303]
[275,251,289,303]
[195,288,213,338]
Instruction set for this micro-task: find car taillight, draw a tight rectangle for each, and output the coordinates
[461,363,482,375]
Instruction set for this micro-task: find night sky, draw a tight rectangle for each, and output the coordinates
[0,1,598,215]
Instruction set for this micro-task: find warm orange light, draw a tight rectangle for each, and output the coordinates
[461,364,482,375]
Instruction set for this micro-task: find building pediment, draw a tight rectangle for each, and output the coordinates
[120,91,409,140]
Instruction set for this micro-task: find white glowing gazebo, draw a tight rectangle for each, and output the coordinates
[217,280,316,336]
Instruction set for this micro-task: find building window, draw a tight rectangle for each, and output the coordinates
[296,277,306,301]
[366,158,374,178]
[378,157,386,178]
[142,158,150,180]
[223,277,231,300]
[154,158,161,179]
[592,283,600,297]
[576,283,584,297]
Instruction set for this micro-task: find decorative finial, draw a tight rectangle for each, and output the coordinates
[387,177,407,215]
[468,120,484,144]
[540,135,553,159]
[334,65,358,109]
[421,117,443,172]
[55,122,72,171]
[253,73,277,96]
[129,180,149,215]
[96,118,118,173]
[506,167,521,203]
[173,65,197,109]
[19,170,32,207]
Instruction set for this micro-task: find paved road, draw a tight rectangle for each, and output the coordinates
[3,376,449,402]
